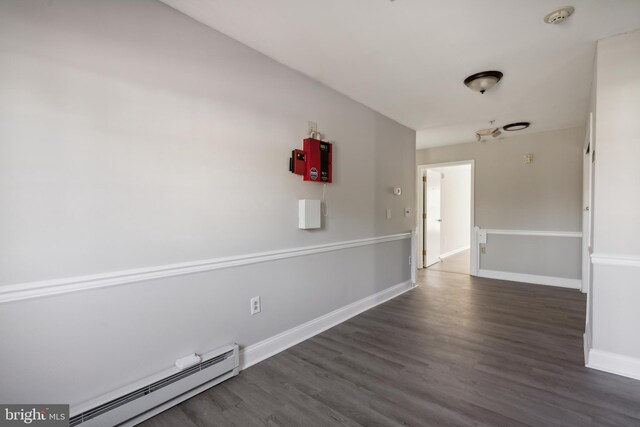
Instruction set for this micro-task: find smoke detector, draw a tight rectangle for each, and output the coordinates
[544,6,575,24]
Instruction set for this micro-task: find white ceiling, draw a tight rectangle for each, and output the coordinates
[160,0,640,149]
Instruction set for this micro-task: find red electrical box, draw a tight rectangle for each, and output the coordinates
[289,138,332,183]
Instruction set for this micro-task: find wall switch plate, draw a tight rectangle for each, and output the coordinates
[250,296,261,315]
[386,208,392,219]
[480,245,487,254]
[404,207,411,217]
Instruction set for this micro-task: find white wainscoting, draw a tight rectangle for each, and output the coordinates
[585,253,640,381]
[0,233,412,304]
[476,270,581,289]
[475,228,582,289]
[482,229,583,238]
[591,253,640,267]
[240,280,416,370]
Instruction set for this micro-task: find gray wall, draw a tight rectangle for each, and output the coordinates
[481,235,581,278]
[417,127,584,278]
[0,0,415,285]
[591,29,640,361]
[0,0,415,405]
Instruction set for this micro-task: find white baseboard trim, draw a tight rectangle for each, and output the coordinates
[587,349,640,381]
[0,233,411,304]
[240,280,415,370]
[439,246,470,260]
[477,269,581,289]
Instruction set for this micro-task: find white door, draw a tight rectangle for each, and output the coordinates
[425,169,441,267]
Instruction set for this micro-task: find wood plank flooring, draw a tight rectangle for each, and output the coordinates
[142,269,640,426]
[427,249,470,275]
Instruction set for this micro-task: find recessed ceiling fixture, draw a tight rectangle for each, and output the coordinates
[503,122,531,131]
[464,71,503,94]
[544,6,575,24]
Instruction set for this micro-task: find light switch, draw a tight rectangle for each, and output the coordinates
[386,208,392,219]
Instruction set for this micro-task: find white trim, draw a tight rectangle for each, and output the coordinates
[240,280,415,370]
[588,349,640,381]
[483,229,582,238]
[477,269,581,289]
[583,318,592,365]
[410,229,417,285]
[439,245,470,260]
[591,253,640,267]
[473,226,481,277]
[0,233,411,304]
[583,332,590,365]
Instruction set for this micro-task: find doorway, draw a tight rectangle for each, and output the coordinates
[417,161,475,275]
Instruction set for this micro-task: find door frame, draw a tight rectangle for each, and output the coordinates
[417,160,476,275]
[582,111,594,294]
[424,169,442,268]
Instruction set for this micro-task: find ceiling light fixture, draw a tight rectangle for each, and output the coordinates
[503,122,531,131]
[544,6,575,24]
[464,71,503,94]
[475,127,502,142]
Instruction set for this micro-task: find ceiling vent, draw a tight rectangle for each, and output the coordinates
[544,7,575,24]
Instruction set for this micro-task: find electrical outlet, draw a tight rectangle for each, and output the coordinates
[250,296,261,315]
[307,121,317,135]
[480,245,487,254]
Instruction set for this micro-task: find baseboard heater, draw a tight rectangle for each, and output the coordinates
[69,344,239,427]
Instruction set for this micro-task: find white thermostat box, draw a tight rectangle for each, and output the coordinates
[299,199,321,229]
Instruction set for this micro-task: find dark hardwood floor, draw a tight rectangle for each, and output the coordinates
[142,269,640,426]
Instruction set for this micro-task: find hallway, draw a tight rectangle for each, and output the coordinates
[143,270,640,426]
[427,249,470,275]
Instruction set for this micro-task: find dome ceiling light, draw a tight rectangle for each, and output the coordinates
[544,6,575,24]
[464,71,503,94]
[503,122,531,131]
